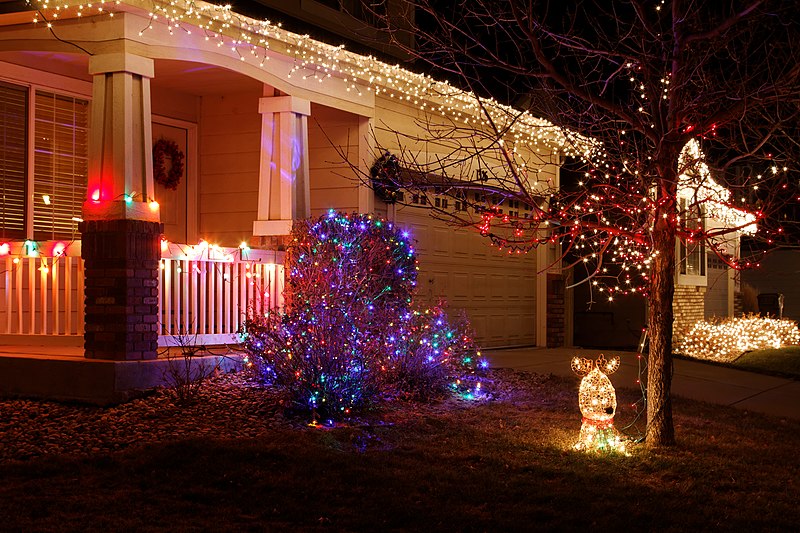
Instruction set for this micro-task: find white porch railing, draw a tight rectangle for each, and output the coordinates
[0,240,285,346]
[0,241,85,339]
[158,243,285,346]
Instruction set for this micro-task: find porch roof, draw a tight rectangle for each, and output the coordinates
[11,0,593,159]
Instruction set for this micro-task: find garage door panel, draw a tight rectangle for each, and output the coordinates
[471,274,487,299]
[487,314,508,343]
[522,275,536,298]
[489,276,505,300]
[433,228,451,255]
[452,273,470,301]
[505,275,522,299]
[470,314,488,340]
[406,223,429,249]
[430,271,450,298]
[396,205,537,348]
[453,231,470,256]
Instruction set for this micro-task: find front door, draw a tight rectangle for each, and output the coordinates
[152,121,190,243]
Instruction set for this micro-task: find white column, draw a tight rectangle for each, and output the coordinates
[253,95,311,236]
[83,52,158,222]
[728,237,739,316]
[536,245,549,347]
[358,116,375,214]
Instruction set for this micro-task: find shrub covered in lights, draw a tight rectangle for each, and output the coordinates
[242,212,487,421]
[677,314,800,363]
[385,305,487,401]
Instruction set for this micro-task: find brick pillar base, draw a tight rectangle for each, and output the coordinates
[80,219,163,360]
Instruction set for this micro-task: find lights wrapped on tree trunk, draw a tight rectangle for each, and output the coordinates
[571,354,627,454]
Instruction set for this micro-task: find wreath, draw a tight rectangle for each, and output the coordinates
[153,138,185,190]
[369,151,402,203]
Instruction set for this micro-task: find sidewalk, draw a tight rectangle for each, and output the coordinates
[486,347,800,420]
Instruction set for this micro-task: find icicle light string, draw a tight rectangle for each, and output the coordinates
[30,0,596,161]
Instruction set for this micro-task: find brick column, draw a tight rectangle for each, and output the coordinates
[81,51,162,360]
[80,220,163,360]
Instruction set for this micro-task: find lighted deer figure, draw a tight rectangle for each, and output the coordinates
[571,354,626,453]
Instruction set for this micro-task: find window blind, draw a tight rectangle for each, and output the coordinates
[0,81,28,239]
[33,90,88,240]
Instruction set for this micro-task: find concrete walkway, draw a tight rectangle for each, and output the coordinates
[486,347,800,420]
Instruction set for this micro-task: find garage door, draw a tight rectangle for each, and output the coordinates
[394,204,537,348]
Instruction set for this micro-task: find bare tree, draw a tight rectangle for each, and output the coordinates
[355,0,800,446]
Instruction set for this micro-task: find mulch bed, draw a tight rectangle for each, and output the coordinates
[0,369,560,463]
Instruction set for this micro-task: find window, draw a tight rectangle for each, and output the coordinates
[0,81,88,240]
[0,82,27,239]
[678,197,706,285]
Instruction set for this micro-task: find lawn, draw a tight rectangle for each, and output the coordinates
[732,347,800,378]
[1,370,798,531]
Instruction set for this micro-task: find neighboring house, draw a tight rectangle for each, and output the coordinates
[742,249,800,321]
[0,0,567,401]
[573,139,756,349]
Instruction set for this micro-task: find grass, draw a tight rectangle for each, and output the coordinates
[1,371,799,531]
[677,346,800,380]
[731,347,800,378]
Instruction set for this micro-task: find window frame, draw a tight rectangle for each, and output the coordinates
[677,195,707,287]
[0,63,92,241]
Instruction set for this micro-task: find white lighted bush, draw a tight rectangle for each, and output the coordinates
[677,314,800,362]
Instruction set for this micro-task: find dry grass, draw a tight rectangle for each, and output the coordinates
[0,370,798,531]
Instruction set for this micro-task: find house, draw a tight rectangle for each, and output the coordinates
[572,139,756,349]
[742,250,800,321]
[0,0,570,402]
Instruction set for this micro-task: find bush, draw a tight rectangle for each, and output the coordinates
[385,305,486,401]
[242,212,486,421]
[676,314,800,362]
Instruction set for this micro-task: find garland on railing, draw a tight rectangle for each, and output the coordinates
[153,138,185,190]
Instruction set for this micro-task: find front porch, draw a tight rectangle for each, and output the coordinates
[0,241,283,403]
[1,240,285,346]
[0,343,240,404]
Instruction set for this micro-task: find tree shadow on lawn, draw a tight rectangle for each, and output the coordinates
[0,373,798,531]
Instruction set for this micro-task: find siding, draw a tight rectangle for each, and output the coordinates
[308,103,360,215]
[198,91,261,246]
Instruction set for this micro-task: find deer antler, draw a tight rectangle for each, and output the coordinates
[596,354,621,375]
[571,357,594,376]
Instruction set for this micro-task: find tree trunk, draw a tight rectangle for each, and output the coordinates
[646,202,677,447]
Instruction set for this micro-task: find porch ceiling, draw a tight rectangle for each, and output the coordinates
[0,51,267,96]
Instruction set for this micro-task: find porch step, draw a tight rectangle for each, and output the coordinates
[0,348,243,405]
